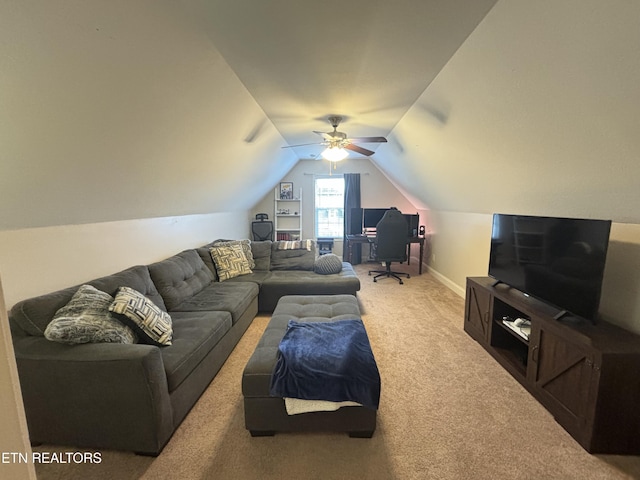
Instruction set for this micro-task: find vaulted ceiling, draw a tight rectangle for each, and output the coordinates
[192,0,497,159]
[2,0,640,230]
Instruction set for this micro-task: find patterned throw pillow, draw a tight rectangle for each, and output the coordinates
[314,254,343,275]
[44,284,137,345]
[209,243,252,281]
[213,239,255,269]
[109,286,173,346]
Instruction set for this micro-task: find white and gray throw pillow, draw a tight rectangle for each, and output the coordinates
[209,243,253,281]
[213,239,255,269]
[109,286,173,346]
[44,284,137,345]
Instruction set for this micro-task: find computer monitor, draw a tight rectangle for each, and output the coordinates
[363,208,389,229]
[349,207,364,235]
[404,214,420,237]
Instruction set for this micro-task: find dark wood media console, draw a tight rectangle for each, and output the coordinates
[464,276,640,454]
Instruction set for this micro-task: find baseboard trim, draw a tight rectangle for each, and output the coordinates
[423,264,465,298]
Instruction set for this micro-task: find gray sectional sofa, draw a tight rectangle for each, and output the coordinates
[9,239,359,455]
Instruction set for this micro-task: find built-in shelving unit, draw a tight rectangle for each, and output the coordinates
[274,187,302,241]
[464,276,640,455]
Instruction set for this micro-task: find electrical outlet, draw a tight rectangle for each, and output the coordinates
[431,253,436,263]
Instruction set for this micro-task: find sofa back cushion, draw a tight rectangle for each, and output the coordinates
[10,265,164,337]
[251,241,272,271]
[196,242,219,281]
[270,240,316,271]
[148,250,214,311]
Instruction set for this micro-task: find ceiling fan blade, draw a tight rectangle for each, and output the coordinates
[347,136,388,143]
[344,143,375,156]
[281,142,324,149]
[313,130,333,140]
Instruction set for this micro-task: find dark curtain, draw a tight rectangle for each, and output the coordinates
[343,173,361,264]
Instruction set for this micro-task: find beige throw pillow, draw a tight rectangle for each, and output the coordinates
[209,243,252,281]
[213,239,255,269]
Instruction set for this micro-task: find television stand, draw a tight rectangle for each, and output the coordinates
[464,276,640,454]
[552,309,569,321]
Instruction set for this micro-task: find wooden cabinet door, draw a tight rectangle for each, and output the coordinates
[464,281,492,346]
[529,324,597,446]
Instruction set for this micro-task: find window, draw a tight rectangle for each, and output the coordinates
[314,176,344,238]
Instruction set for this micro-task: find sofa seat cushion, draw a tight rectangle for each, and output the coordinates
[170,282,259,324]
[258,264,360,312]
[148,250,215,311]
[224,271,272,286]
[160,311,232,392]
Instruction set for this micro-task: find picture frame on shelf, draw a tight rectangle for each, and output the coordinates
[279,182,293,199]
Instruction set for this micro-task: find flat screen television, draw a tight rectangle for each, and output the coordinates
[488,214,611,322]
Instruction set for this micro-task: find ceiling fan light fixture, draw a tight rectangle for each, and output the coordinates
[321,146,349,162]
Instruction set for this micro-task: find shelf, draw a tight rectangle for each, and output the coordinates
[274,186,302,239]
[497,319,530,344]
[492,345,528,378]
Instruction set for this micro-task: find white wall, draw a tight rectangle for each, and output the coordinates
[251,158,419,257]
[0,212,248,309]
[426,210,640,334]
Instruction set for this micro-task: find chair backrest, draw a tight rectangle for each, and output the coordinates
[251,221,274,241]
[375,209,408,262]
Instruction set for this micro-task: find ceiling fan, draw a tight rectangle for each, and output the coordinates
[283,116,387,161]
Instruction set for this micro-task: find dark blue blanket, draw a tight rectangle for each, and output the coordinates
[269,319,381,409]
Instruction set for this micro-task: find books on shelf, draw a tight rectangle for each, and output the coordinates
[502,319,531,340]
[276,232,300,241]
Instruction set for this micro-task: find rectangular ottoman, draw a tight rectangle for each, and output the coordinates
[242,295,378,437]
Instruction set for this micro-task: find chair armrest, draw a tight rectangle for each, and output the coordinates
[13,337,174,454]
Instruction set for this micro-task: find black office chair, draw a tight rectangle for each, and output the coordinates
[368,209,410,284]
[251,213,274,241]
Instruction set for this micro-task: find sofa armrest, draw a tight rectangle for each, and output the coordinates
[13,337,174,454]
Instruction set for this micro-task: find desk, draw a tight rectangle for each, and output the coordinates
[345,235,425,275]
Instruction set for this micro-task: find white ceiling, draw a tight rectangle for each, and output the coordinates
[4,0,640,230]
[191,0,498,159]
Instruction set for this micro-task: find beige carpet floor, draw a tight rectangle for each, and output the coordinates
[34,263,640,479]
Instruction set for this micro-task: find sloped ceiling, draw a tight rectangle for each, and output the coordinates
[3,0,639,230]
[374,0,640,223]
[191,0,498,158]
[0,0,298,230]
